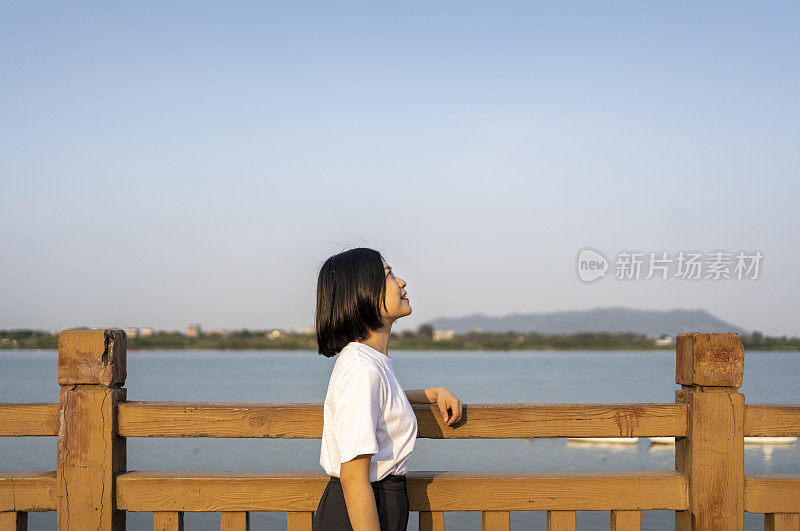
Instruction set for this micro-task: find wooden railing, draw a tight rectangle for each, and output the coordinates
[0,330,798,530]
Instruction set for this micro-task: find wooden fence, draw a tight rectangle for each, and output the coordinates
[1,330,799,530]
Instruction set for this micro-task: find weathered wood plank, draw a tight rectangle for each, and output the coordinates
[0,472,57,511]
[58,329,126,386]
[0,404,59,437]
[745,474,800,513]
[675,388,745,530]
[117,402,687,438]
[676,332,744,387]
[546,510,576,530]
[419,511,445,531]
[57,329,127,531]
[116,470,687,512]
[764,513,799,531]
[482,510,509,531]
[57,385,127,529]
[610,509,641,530]
[153,511,183,531]
[745,405,800,437]
[675,332,745,531]
[220,511,249,530]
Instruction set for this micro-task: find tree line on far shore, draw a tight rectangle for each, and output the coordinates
[1,327,798,351]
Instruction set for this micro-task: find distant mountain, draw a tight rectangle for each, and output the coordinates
[424,306,749,337]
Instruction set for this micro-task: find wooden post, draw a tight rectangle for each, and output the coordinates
[674,332,745,530]
[611,510,641,530]
[419,511,445,531]
[546,510,576,530]
[0,511,27,530]
[482,510,510,531]
[764,513,799,531]
[57,330,127,530]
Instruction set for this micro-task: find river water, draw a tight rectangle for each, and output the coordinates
[2,348,798,530]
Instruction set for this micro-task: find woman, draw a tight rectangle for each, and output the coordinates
[313,247,463,531]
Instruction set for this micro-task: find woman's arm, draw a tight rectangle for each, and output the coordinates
[404,387,441,404]
[406,387,463,426]
[340,454,380,531]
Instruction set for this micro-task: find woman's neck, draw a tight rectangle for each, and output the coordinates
[360,326,392,357]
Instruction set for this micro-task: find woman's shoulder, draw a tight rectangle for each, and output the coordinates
[332,358,382,386]
[329,346,388,394]
[334,342,383,369]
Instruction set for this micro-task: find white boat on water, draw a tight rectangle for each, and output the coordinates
[648,437,798,445]
[744,437,798,444]
[648,437,676,444]
[568,437,639,444]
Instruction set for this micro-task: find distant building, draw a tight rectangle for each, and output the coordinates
[270,330,282,338]
[655,335,675,346]
[305,325,315,335]
[124,328,139,338]
[433,330,455,342]
[139,328,154,337]
[186,324,202,338]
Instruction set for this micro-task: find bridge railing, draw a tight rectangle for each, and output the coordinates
[0,330,798,530]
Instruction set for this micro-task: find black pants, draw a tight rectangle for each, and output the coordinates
[312,474,409,531]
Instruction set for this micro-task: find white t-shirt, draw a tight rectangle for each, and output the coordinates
[319,340,418,482]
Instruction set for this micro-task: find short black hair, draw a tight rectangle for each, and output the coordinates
[315,247,388,357]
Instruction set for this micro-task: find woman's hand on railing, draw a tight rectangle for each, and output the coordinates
[435,387,463,426]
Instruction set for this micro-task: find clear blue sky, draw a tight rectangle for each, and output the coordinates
[1,2,798,336]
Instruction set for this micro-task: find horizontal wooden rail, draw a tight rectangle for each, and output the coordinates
[6,470,796,515]
[0,471,57,511]
[0,403,59,436]
[745,474,800,513]
[117,401,689,438]
[116,470,689,512]
[5,402,799,438]
[745,404,800,437]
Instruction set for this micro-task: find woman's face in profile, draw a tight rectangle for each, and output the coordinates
[382,260,411,323]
